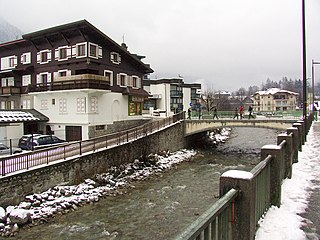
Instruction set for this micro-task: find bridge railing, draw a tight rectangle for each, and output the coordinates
[0,112,185,177]
[175,188,239,240]
[175,112,313,240]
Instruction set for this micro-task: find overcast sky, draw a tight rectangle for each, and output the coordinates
[1,0,320,91]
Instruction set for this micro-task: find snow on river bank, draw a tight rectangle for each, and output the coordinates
[0,128,231,237]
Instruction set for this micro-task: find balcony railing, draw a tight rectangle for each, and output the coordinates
[0,86,21,96]
[28,74,111,93]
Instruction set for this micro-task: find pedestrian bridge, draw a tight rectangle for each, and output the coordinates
[185,118,299,136]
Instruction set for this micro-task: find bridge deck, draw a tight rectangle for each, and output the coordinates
[185,118,298,136]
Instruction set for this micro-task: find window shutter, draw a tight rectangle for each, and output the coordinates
[128,76,132,87]
[110,53,114,61]
[72,45,76,57]
[67,47,71,58]
[137,78,141,88]
[98,46,102,58]
[116,74,120,85]
[47,73,52,83]
[13,56,18,67]
[26,52,31,63]
[36,74,41,84]
[67,70,72,76]
[20,55,24,63]
[118,55,121,63]
[48,51,52,61]
[37,53,41,63]
[55,49,59,60]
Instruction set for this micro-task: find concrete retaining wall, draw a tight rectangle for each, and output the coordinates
[0,122,186,207]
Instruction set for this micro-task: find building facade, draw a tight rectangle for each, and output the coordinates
[252,88,298,112]
[0,20,153,141]
[143,78,201,116]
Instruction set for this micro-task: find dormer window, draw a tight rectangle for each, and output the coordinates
[55,46,71,61]
[89,43,97,58]
[110,52,121,64]
[37,50,51,64]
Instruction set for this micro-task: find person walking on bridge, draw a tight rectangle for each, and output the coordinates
[248,105,253,119]
[213,106,219,120]
[233,108,239,119]
[239,105,244,119]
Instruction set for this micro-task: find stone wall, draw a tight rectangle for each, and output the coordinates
[0,122,186,207]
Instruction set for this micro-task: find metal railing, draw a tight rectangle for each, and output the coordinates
[0,112,185,177]
[174,189,239,240]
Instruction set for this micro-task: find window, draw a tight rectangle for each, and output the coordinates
[117,74,127,87]
[22,99,31,109]
[37,50,51,64]
[90,97,98,112]
[59,98,67,113]
[77,97,86,113]
[59,71,67,77]
[104,70,113,86]
[0,102,5,109]
[89,43,97,58]
[74,42,87,58]
[1,77,14,87]
[132,76,140,88]
[37,72,51,86]
[110,52,121,64]
[21,52,31,64]
[1,55,17,70]
[41,99,48,110]
[22,75,31,86]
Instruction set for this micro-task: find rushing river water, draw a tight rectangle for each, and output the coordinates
[13,127,280,240]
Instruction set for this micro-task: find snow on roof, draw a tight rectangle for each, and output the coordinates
[0,110,48,123]
[255,88,299,96]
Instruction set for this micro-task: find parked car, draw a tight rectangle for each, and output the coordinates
[18,134,66,150]
[0,143,22,156]
[18,134,42,150]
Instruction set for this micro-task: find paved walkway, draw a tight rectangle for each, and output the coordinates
[301,120,320,239]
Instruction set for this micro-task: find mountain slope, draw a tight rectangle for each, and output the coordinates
[0,17,23,43]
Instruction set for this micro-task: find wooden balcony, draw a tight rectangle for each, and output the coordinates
[0,86,21,96]
[28,74,111,93]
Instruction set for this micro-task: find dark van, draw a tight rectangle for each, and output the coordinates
[19,134,66,150]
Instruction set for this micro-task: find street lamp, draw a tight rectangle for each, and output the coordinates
[302,0,307,121]
[312,60,320,110]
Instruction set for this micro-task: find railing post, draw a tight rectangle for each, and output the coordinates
[46,151,49,164]
[292,123,305,147]
[64,145,66,160]
[79,141,82,156]
[2,160,5,176]
[126,130,129,142]
[220,170,255,240]
[286,127,299,163]
[277,133,293,179]
[105,135,108,148]
[261,145,284,207]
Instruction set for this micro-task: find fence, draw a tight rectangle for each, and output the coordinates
[174,112,313,240]
[0,112,185,177]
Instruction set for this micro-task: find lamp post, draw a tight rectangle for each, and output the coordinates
[312,60,320,119]
[302,0,307,121]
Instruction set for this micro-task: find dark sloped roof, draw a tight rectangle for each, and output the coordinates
[122,87,150,98]
[0,109,49,123]
[23,20,153,74]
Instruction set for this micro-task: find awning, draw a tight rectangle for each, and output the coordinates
[0,109,49,123]
[122,87,150,98]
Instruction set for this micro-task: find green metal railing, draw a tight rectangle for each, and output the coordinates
[251,155,272,223]
[174,189,239,240]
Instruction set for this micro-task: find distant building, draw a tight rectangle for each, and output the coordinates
[143,78,201,116]
[252,88,298,112]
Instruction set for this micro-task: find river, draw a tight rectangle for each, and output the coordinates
[12,127,280,240]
